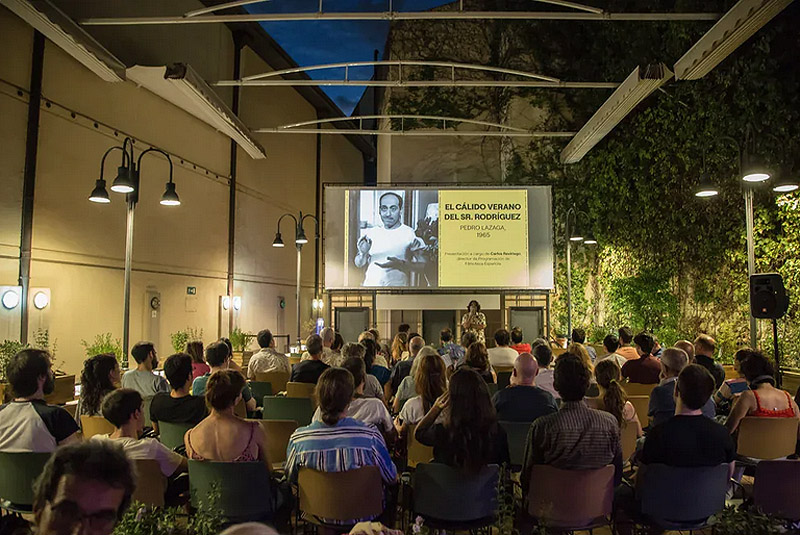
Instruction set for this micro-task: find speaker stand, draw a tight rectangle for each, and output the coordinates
[772,318,782,389]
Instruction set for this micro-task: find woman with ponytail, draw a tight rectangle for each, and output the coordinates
[76,353,120,427]
[591,359,643,437]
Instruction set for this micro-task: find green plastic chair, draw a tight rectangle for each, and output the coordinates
[498,421,532,469]
[157,421,194,450]
[248,382,273,408]
[0,452,51,513]
[262,396,313,427]
[188,460,273,523]
[486,383,498,396]
[496,371,512,390]
[412,463,499,530]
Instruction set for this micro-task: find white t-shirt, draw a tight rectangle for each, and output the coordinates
[597,352,628,370]
[312,398,393,433]
[360,225,417,286]
[92,435,183,477]
[396,376,416,406]
[398,396,445,426]
[535,368,560,400]
[488,347,519,369]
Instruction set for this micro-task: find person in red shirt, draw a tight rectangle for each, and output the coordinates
[509,327,531,354]
[621,331,661,384]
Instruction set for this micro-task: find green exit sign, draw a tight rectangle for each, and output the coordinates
[186,287,197,295]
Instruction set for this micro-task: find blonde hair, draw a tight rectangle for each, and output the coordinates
[567,343,593,372]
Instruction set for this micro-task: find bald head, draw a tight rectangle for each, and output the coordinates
[409,336,425,357]
[321,327,335,346]
[661,347,689,378]
[512,353,539,386]
[674,340,694,361]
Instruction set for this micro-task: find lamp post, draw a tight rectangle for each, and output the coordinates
[695,132,798,348]
[272,211,319,345]
[89,137,180,365]
[565,205,596,343]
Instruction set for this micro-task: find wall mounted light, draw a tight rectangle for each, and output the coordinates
[2,290,20,310]
[222,296,231,310]
[33,291,50,310]
[232,296,242,311]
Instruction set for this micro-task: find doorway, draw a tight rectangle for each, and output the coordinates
[422,310,456,346]
[335,307,370,344]
[509,307,544,345]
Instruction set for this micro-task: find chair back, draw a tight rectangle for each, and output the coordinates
[498,421,532,469]
[234,398,247,418]
[621,421,638,461]
[753,460,800,520]
[627,396,650,429]
[737,417,799,459]
[44,374,75,405]
[132,459,166,507]
[298,466,383,522]
[639,463,728,525]
[486,383,498,396]
[406,424,433,468]
[527,464,614,529]
[288,356,301,366]
[623,382,657,397]
[143,396,154,427]
[258,419,298,467]
[248,381,273,407]
[496,370,513,390]
[80,415,115,438]
[286,381,316,400]
[188,460,272,522]
[0,452,51,512]
[412,463,499,522]
[158,421,194,450]
[255,371,290,393]
[262,396,313,426]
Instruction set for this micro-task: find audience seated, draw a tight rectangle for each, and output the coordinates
[150,353,207,431]
[462,342,497,384]
[391,332,409,367]
[616,327,639,361]
[363,339,391,387]
[286,368,397,526]
[187,341,209,381]
[331,332,344,359]
[0,349,79,452]
[492,353,557,423]
[571,328,597,363]
[532,342,558,400]
[302,328,341,367]
[395,351,447,432]
[33,441,135,535]
[674,339,695,361]
[192,342,257,414]
[693,334,726,389]
[217,338,244,374]
[393,346,439,411]
[566,342,594,373]
[597,334,627,369]
[588,360,643,437]
[438,328,464,368]
[75,353,120,427]
[313,358,394,440]
[121,341,169,398]
[247,329,290,379]
[385,336,424,401]
[342,343,383,400]
[713,348,752,413]
[415,368,510,469]
[649,348,715,428]
[185,370,269,466]
[724,352,800,435]
[509,327,531,355]
[620,332,661,384]
[488,329,518,369]
[290,335,330,385]
[522,354,622,495]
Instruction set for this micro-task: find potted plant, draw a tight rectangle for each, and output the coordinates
[81,332,124,364]
[170,327,203,354]
[228,327,255,368]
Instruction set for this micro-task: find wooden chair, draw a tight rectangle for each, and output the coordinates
[132,459,166,507]
[621,421,638,461]
[234,398,247,418]
[81,415,115,438]
[627,396,650,429]
[143,396,154,427]
[254,371,290,393]
[288,356,301,367]
[258,419,298,469]
[286,381,317,408]
[623,382,657,397]
[527,464,614,531]
[0,452,51,513]
[406,424,434,468]
[298,467,383,529]
[722,365,736,381]
[44,374,76,405]
[753,460,800,521]
[737,417,799,459]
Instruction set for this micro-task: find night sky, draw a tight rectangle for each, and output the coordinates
[248,0,451,115]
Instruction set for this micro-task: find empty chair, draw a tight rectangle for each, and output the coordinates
[737,417,799,459]
[496,370,513,390]
[262,396,313,427]
[0,452,51,513]
[527,464,614,531]
[254,371,290,394]
[753,460,800,521]
[623,382,657,397]
[498,421,531,470]
[188,460,273,523]
[259,419,298,469]
[80,415,115,438]
[621,421,638,461]
[412,463,499,530]
[131,459,167,508]
[158,421,194,450]
[406,424,433,468]
[248,381,273,407]
[297,467,383,530]
[639,463,729,530]
[627,396,650,429]
[286,381,315,400]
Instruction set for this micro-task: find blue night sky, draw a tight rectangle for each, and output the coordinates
[248,0,451,115]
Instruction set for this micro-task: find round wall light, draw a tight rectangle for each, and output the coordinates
[2,290,20,310]
[33,291,49,310]
[232,296,242,311]
[222,296,231,310]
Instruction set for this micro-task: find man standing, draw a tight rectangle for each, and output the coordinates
[150,353,207,431]
[355,192,418,287]
[121,341,169,398]
[492,353,557,422]
[649,348,715,427]
[248,329,290,379]
[290,335,330,385]
[693,334,726,389]
[488,329,519,369]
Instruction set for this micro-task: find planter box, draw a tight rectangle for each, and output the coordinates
[782,369,800,397]
[45,374,76,405]
[232,351,253,370]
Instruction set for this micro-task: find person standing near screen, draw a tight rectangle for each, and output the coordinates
[355,192,417,287]
[461,300,487,345]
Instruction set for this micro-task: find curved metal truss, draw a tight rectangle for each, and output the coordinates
[214,60,618,89]
[253,115,576,137]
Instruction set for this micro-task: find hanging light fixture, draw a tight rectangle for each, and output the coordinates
[695,179,719,197]
[583,233,598,245]
[88,178,111,203]
[272,232,285,247]
[295,226,309,244]
[110,164,136,193]
[741,153,770,183]
[160,181,181,206]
